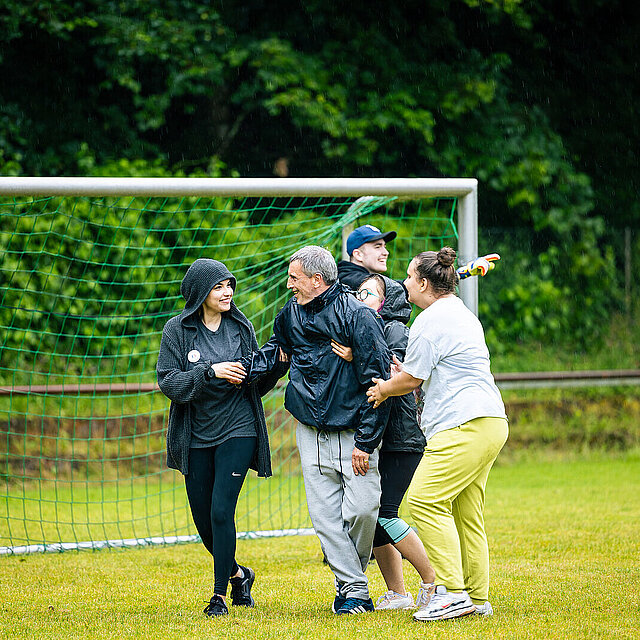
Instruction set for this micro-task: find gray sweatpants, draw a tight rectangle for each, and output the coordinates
[296,422,381,600]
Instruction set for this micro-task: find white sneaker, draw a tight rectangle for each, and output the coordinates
[413,585,476,621]
[375,590,415,610]
[474,601,493,616]
[415,582,436,611]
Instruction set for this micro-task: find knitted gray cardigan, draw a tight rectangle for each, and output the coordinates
[156,259,279,477]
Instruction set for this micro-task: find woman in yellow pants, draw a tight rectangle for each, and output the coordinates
[367,247,508,622]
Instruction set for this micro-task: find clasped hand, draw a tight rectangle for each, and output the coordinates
[366,378,387,408]
[211,347,289,385]
[367,354,402,407]
[211,361,246,385]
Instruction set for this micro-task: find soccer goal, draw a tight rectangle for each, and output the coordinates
[0,177,478,555]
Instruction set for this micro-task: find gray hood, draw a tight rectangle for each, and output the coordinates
[378,275,412,325]
[178,258,237,323]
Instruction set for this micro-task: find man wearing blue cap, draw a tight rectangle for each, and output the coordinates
[337,225,397,291]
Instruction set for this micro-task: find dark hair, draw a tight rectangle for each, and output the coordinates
[360,274,386,296]
[413,246,458,296]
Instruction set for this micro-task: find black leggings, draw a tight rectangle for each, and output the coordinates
[185,437,256,595]
[373,450,423,548]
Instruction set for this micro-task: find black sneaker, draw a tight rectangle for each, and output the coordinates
[229,565,255,607]
[204,595,229,617]
[331,579,346,613]
[336,597,375,615]
[332,594,347,614]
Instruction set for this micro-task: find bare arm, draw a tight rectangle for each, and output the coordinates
[367,370,423,408]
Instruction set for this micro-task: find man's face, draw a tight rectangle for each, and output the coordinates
[352,239,389,273]
[287,260,319,305]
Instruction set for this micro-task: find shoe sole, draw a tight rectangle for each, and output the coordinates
[413,605,476,621]
[336,608,374,615]
[473,602,493,616]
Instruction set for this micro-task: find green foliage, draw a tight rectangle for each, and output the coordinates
[478,219,621,349]
[0,0,634,345]
[4,189,425,383]
[501,388,640,454]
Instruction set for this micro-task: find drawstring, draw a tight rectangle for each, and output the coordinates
[316,430,323,475]
[316,429,345,487]
[338,433,345,488]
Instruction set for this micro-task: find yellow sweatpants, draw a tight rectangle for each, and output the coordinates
[406,417,508,603]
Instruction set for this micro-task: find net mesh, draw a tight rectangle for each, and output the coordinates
[0,193,458,554]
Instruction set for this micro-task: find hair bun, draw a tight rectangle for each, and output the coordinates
[437,246,456,268]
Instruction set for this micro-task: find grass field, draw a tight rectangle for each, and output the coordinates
[1,454,638,639]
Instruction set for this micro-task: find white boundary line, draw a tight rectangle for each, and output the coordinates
[0,528,316,557]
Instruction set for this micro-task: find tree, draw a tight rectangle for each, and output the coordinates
[1,0,634,344]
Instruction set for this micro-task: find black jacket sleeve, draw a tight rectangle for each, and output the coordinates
[240,334,290,396]
[272,306,293,355]
[384,320,409,361]
[349,307,391,453]
[156,322,209,404]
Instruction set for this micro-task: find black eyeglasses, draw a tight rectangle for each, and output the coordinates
[356,288,382,301]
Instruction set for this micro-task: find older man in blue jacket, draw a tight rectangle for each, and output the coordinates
[273,245,391,616]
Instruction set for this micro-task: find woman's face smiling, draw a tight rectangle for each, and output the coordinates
[203,279,234,314]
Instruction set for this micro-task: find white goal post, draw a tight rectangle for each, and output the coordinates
[0,176,479,313]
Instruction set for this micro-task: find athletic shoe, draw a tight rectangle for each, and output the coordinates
[375,590,415,610]
[413,585,476,621]
[332,580,346,613]
[204,594,229,617]
[229,565,255,607]
[474,601,494,616]
[336,597,375,615]
[414,582,436,611]
[332,594,347,614]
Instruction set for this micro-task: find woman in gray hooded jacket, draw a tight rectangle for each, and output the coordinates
[157,258,286,617]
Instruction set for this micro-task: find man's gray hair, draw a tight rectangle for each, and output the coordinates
[289,245,338,285]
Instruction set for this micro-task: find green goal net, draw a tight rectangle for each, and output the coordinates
[0,179,468,555]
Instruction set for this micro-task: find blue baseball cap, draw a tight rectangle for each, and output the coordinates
[346,225,397,256]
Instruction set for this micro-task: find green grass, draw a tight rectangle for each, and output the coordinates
[4,385,640,550]
[499,387,640,457]
[1,455,638,639]
[490,304,640,373]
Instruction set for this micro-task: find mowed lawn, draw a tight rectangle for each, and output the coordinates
[1,455,638,640]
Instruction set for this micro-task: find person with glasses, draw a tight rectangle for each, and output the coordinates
[332,275,436,612]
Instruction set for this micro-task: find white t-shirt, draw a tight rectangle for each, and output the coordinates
[402,296,506,442]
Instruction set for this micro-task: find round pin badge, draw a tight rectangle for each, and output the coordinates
[187,349,201,363]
